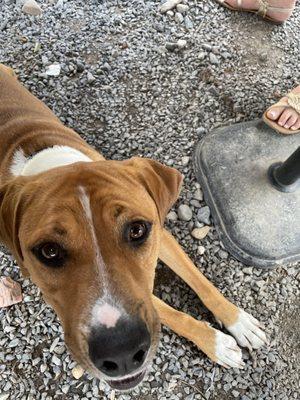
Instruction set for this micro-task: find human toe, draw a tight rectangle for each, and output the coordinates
[284,114,298,129]
[267,107,282,120]
[291,119,300,131]
[278,109,292,127]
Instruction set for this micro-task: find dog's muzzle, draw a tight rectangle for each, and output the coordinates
[88,316,151,390]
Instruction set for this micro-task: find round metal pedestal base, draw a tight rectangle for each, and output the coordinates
[194,119,300,268]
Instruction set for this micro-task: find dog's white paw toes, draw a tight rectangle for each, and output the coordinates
[227,310,268,351]
[215,331,244,369]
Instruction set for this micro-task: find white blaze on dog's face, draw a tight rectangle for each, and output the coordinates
[0,157,182,390]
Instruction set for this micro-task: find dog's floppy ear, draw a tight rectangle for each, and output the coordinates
[129,157,183,224]
[0,177,29,277]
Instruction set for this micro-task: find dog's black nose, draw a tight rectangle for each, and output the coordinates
[88,317,151,377]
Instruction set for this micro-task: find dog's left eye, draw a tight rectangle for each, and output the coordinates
[125,221,151,246]
[32,242,67,267]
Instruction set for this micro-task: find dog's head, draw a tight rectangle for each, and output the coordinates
[0,157,182,390]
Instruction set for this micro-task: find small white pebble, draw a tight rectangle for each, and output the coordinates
[45,63,61,77]
[50,337,60,353]
[72,365,84,379]
[160,0,182,13]
[177,39,187,49]
[87,71,95,83]
[191,226,210,240]
[181,156,189,165]
[61,385,69,394]
[52,355,61,366]
[166,210,178,221]
[110,390,116,400]
[198,245,206,255]
[177,4,189,13]
[22,0,42,16]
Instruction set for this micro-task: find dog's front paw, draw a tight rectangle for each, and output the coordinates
[227,310,268,350]
[215,331,244,369]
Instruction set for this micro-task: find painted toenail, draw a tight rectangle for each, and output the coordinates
[291,126,297,130]
[284,125,289,128]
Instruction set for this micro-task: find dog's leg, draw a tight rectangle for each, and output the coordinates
[0,64,16,77]
[159,229,267,350]
[153,295,244,368]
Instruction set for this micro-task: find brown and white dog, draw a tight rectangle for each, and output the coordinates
[0,64,267,391]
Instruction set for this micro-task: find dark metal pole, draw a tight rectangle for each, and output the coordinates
[268,146,300,193]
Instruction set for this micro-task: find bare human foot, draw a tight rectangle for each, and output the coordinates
[220,0,296,22]
[267,86,300,132]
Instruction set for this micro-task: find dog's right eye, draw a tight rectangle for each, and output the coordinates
[32,242,67,267]
[124,220,152,248]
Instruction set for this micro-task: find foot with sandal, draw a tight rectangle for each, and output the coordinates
[263,86,300,134]
[216,0,296,23]
[215,0,299,134]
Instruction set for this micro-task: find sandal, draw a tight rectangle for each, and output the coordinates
[263,91,300,134]
[216,0,294,23]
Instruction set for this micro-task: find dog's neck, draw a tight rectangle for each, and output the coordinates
[10,145,92,176]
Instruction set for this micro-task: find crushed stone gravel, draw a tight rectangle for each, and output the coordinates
[0,0,299,399]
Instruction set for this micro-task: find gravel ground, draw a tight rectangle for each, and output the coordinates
[0,0,299,399]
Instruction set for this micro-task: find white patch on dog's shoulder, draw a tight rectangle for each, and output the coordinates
[215,330,244,369]
[10,145,92,176]
[227,310,268,350]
